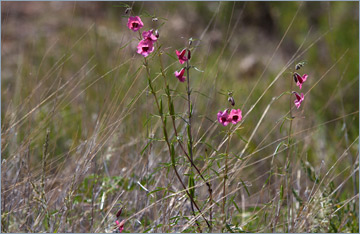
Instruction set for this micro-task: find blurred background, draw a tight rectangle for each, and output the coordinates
[1,1,359,233]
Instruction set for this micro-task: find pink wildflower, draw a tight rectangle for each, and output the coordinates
[217,109,230,126]
[175,49,189,64]
[174,67,186,82]
[115,220,125,233]
[228,109,242,124]
[142,30,158,42]
[293,91,304,109]
[293,72,308,89]
[137,39,154,57]
[127,16,144,32]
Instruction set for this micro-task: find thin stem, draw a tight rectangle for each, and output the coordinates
[157,48,210,186]
[143,57,209,231]
[285,71,294,232]
[222,128,231,229]
[157,48,213,231]
[185,50,197,226]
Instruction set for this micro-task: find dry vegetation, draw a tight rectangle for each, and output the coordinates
[1,1,359,233]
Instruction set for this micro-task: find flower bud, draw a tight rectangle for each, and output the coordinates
[125,8,131,14]
[293,73,298,83]
[154,30,159,38]
[116,208,123,218]
[228,96,235,106]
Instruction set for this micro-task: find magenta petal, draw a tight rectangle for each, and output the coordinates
[228,109,242,124]
[142,30,158,42]
[176,49,188,64]
[217,109,230,126]
[297,81,303,89]
[137,39,154,57]
[127,16,144,31]
[293,92,304,109]
[294,73,308,89]
[174,68,186,82]
[302,74,308,82]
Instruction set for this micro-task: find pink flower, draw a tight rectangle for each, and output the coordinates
[115,220,125,233]
[142,30,158,42]
[137,39,154,57]
[293,91,304,109]
[174,67,186,82]
[293,72,308,89]
[228,109,242,124]
[217,109,230,126]
[175,49,189,64]
[127,16,144,32]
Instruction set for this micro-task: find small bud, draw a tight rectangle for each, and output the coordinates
[293,73,298,83]
[125,8,131,14]
[154,30,159,38]
[152,17,158,22]
[295,61,306,70]
[187,49,191,60]
[116,208,123,218]
[228,96,235,106]
[189,38,193,46]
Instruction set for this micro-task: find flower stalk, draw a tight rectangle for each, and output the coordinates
[143,55,210,231]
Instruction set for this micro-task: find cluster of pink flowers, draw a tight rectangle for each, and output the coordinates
[217,109,242,126]
[174,48,191,82]
[292,68,308,109]
[127,16,159,57]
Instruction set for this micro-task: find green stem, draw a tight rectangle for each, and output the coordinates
[285,71,294,232]
[222,128,231,229]
[143,57,209,231]
[158,48,213,231]
[185,51,197,225]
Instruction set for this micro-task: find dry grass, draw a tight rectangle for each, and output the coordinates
[1,1,359,233]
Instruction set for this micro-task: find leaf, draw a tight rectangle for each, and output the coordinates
[112,3,131,8]
[279,117,287,133]
[274,91,292,100]
[225,223,234,233]
[232,200,241,214]
[272,141,285,164]
[193,66,204,72]
[240,179,250,197]
[188,176,195,199]
[140,140,152,156]
[149,187,166,196]
[292,188,303,206]
[170,143,176,166]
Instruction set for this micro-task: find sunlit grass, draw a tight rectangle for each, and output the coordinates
[1,1,358,233]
